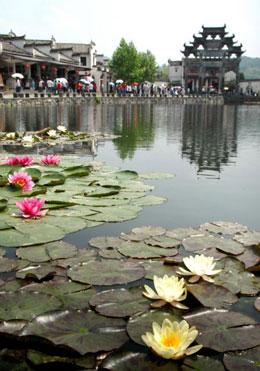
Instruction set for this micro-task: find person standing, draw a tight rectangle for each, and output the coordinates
[15,78,21,93]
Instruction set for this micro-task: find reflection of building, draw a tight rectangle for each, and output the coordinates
[181,104,237,177]
[0,30,109,90]
[169,25,244,93]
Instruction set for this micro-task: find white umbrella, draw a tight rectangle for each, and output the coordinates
[54,77,68,86]
[79,79,90,85]
[12,73,24,79]
[116,79,123,84]
[86,76,94,82]
[109,82,115,86]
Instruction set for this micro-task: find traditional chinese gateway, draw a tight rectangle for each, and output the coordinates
[169,25,244,93]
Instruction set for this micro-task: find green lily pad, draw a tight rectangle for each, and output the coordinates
[184,309,259,352]
[182,356,225,371]
[45,241,78,260]
[223,346,260,371]
[22,310,128,354]
[133,195,167,206]
[88,236,124,249]
[63,165,91,177]
[165,227,200,240]
[98,248,124,259]
[182,235,220,252]
[38,172,66,186]
[118,242,178,259]
[187,282,238,308]
[54,249,98,268]
[89,288,150,317]
[142,260,178,280]
[16,246,50,263]
[43,216,87,234]
[0,291,62,320]
[86,205,142,222]
[27,349,95,369]
[200,221,248,235]
[102,350,180,371]
[235,246,260,269]
[214,238,245,255]
[68,259,145,285]
[145,236,180,248]
[114,170,138,180]
[214,258,258,295]
[16,264,57,281]
[131,226,166,237]
[0,257,18,272]
[58,288,96,310]
[233,231,260,247]
[0,198,8,211]
[24,167,41,181]
[127,309,181,345]
[139,172,175,180]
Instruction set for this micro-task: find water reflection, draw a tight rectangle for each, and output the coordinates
[0,102,240,177]
[181,105,237,178]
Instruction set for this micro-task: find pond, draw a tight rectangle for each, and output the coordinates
[1,102,260,244]
[0,102,259,370]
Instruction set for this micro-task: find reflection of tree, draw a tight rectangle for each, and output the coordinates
[112,104,155,159]
[182,105,237,177]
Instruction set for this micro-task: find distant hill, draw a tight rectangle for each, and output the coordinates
[240,56,260,79]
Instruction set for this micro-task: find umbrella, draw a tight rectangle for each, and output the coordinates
[116,79,123,84]
[86,76,94,82]
[12,73,24,79]
[79,79,90,85]
[54,78,68,86]
[109,82,115,86]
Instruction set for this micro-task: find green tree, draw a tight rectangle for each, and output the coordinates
[109,38,140,83]
[138,50,157,82]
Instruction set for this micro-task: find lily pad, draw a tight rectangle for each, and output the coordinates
[114,170,138,180]
[165,228,201,240]
[27,349,95,369]
[16,246,50,263]
[145,236,180,248]
[0,257,18,272]
[88,236,124,249]
[142,260,178,280]
[45,241,78,260]
[38,172,66,186]
[133,195,167,206]
[214,258,258,295]
[102,350,180,371]
[22,310,128,354]
[0,198,8,211]
[187,282,238,308]
[127,309,181,345]
[235,246,260,269]
[233,231,260,247]
[118,242,178,259]
[89,288,150,317]
[182,355,225,371]
[223,346,260,371]
[200,221,248,235]
[184,309,259,352]
[86,205,141,222]
[182,235,221,252]
[0,291,62,320]
[131,226,166,237]
[16,264,56,281]
[68,259,145,285]
[139,172,175,180]
[98,248,124,259]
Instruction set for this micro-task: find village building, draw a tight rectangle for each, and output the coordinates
[169,25,244,93]
[0,30,109,91]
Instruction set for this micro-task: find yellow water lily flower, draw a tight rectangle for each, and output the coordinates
[6,132,16,140]
[177,254,222,283]
[47,129,57,138]
[22,135,34,146]
[143,275,188,309]
[57,125,67,132]
[142,318,203,359]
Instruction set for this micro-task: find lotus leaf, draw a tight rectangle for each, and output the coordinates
[182,356,225,371]
[187,282,238,308]
[114,170,138,180]
[102,350,180,371]
[23,167,41,181]
[214,238,245,255]
[54,249,98,268]
[86,205,142,222]
[62,165,91,177]
[233,231,260,247]
[27,349,95,369]
[118,242,178,259]
[0,257,18,272]
[145,236,180,248]
[132,195,167,206]
[89,288,150,317]
[22,310,128,354]
[165,227,201,240]
[142,260,178,280]
[223,346,260,371]
[45,241,78,260]
[132,226,166,237]
[98,248,123,259]
[68,259,145,285]
[182,235,221,252]
[0,291,62,320]
[16,246,50,263]
[38,172,65,186]
[235,246,260,269]
[127,309,181,345]
[184,309,259,352]
[0,198,8,211]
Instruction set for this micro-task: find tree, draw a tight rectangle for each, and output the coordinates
[109,39,158,83]
[138,50,157,82]
[109,38,140,83]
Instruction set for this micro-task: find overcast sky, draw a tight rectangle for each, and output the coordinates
[0,0,259,64]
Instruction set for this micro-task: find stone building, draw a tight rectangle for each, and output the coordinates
[169,25,244,93]
[0,30,109,90]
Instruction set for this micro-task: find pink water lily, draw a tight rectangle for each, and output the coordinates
[8,171,34,192]
[16,197,46,218]
[41,154,60,165]
[4,155,33,166]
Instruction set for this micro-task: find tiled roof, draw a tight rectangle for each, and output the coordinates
[56,43,90,54]
[25,39,52,46]
[2,41,31,56]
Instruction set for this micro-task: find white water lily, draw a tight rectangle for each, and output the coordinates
[142,318,203,360]
[6,132,16,140]
[57,125,67,132]
[143,275,188,309]
[22,135,34,146]
[177,254,222,283]
[47,129,57,138]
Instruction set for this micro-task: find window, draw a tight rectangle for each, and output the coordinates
[80,57,87,66]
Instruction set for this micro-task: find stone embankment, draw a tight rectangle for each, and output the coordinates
[0,93,224,106]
